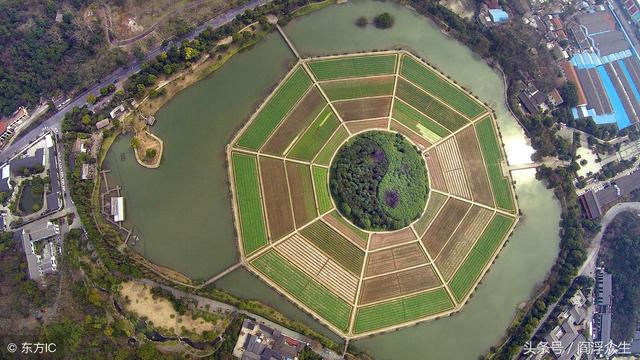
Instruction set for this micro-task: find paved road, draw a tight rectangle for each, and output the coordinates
[0,0,269,164]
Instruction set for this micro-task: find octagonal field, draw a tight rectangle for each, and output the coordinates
[227,51,519,337]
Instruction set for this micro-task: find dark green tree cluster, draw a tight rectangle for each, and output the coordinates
[599,211,640,342]
[330,132,427,230]
[595,157,636,181]
[373,13,394,29]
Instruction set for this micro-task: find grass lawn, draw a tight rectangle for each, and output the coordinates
[236,67,312,150]
[475,117,515,212]
[400,55,486,118]
[308,54,397,80]
[251,250,352,331]
[300,220,365,275]
[449,214,514,301]
[354,288,453,333]
[287,106,340,161]
[232,153,268,255]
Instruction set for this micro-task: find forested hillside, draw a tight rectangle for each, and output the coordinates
[0,0,127,116]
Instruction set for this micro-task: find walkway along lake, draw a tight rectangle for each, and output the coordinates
[104,1,562,358]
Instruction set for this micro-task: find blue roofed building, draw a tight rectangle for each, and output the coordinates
[489,9,509,23]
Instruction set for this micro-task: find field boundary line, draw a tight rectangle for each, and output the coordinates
[301,60,353,136]
[388,53,401,130]
[443,210,496,284]
[233,147,317,166]
[256,83,317,154]
[362,262,432,281]
[399,50,488,114]
[367,238,422,253]
[330,94,393,103]
[349,232,372,334]
[227,147,248,259]
[410,224,458,307]
[308,164,322,218]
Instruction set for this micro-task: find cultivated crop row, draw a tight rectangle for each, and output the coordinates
[300,220,365,275]
[232,153,268,255]
[308,54,397,80]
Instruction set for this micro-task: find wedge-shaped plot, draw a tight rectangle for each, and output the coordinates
[449,214,514,302]
[333,97,392,121]
[322,211,368,249]
[359,265,441,304]
[400,55,486,118]
[287,106,340,161]
[262,86,326,155]
[259,157,295,240]
[299,220,365,275]
[354,288,453,334]
[421,198,471,256]
[390,120,431,150]
[308,53,397,80]
[286,162,317,227]
[435,207,494,280]
[251,250,352,331]
[321,76,396,101]
[313,125,350,166]
[424,151,447,192]
[231,153,268,255]
[237,67,312,150]
[414,192,448,237]
[311,166,333,215]
[345,118,389,134]
[434,137,472,200]
[455,126,495,207]
[369,227,416,250]
[276,234,358,302]
[365,243,428,277]
[392,98,450,144]
[396,79,469,132]
[475,116,515,212]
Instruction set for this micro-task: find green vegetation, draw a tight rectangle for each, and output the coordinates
[329,211,369,242]
[287,106,340,161]
[312,166,333,214]
[355,17,368,27]
[392,100,450,143]
[414,192,448,235]
[314,126,349,165]
[321,76,395,101]
[475,117,515,212]
[329,131,428,230]
[450,214,514,301]
[373,13,395,29]
[354,288,453,333]
[400,55,485,118]
[232,153,268,255]
[299,220,365,275]
[236,67,313,149]
[251,250,352,331]
[396,79,469,131]
[308,54,397,80]
[599,211,640,342]
[17,177,46,215]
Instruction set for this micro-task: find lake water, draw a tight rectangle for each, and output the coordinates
[105,1,561,358]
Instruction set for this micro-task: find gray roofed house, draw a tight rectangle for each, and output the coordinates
[233,319,304,360]
[21,221,60,282]
[579,171,640,219]
[10,148,45,176]
[46,146,62,212]
[96,119,111,130]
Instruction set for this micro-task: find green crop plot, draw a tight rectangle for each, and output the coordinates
[450,214,514,301]
[395,79,469,132]
[287,106,340,161]
[312,166,333,214]
[236,67,313,150]
[400,55,486,118]
[231,153,268,255]
[321,76,395,101]
[328,211,369,242]
[300,220,365,275]
[392,100,450,144]
[252,250,352,331]
[314,126,349,166]
[354,288,453,333]
[475,117,515,212]
[308,54,397,80]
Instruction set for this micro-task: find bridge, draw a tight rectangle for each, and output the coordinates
[276,24,301,59]
[200,262,244,288]
[507,163,543,171]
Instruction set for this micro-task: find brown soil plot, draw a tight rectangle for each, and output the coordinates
[370,227,417,250]
[365,243,428,277]
[285,162,317,227]
[261,87,326,155]
[421,198,471,256]
[424,151,448,192]
[276,234,328,275]
[455,126,494,206]
[322,213,368,249]
[333,97,392,121]
[259,157,295,240]
[360,266,440,304]
[317,260,359,302]
[345,118,389,134]
[435,137,472,199]
[435,207,494,280]
[390,120,432,150]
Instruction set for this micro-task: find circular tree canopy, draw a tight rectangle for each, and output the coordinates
[329,131,429,231]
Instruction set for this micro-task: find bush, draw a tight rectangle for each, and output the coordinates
[373,13,394,29]
[355,16,368,27]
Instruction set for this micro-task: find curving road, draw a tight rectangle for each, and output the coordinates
[0,0,269,164]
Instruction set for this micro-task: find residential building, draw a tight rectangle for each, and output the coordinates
[594,268,613,346]
[579,171,640,218]
[544,290,589,360]
[21,221,60,282]
[109,105,125,119]
[96,119,111,130]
